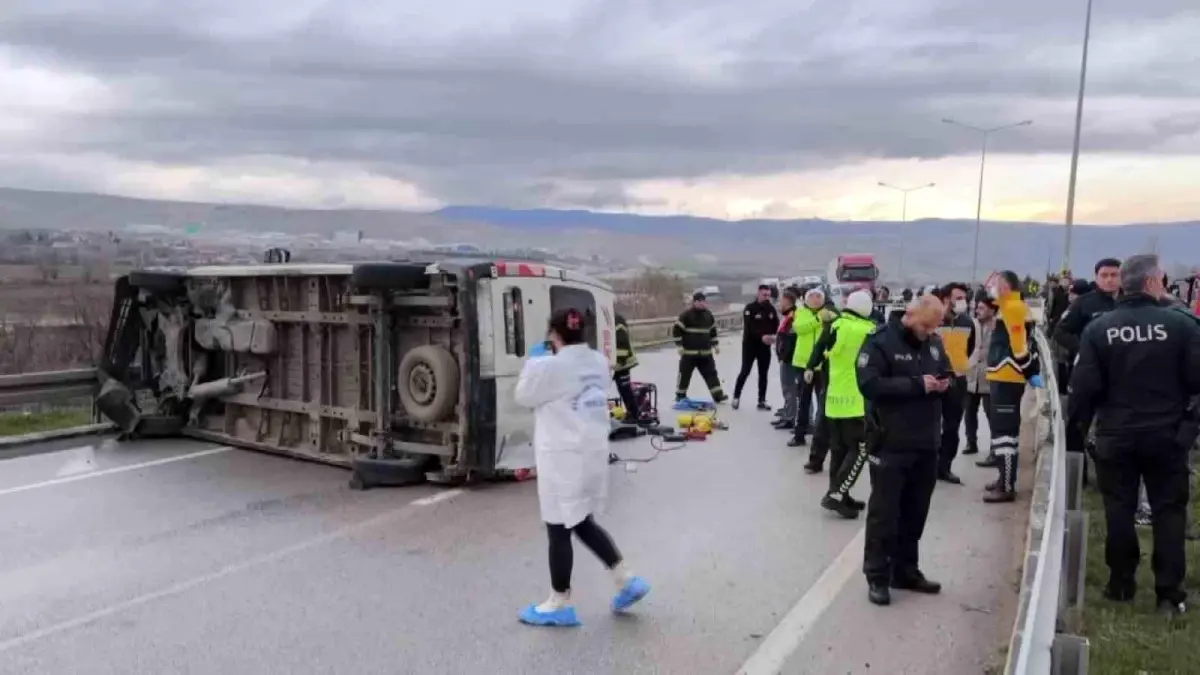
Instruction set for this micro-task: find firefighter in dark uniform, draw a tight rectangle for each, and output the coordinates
[857,296,953,606]
[672,293,727,403]
[1069,254,1200,618]
[733,284,781,410]
[612,313,642,422]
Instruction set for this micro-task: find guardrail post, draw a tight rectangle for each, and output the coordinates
[1065,451,1085,511]
[1059,508,1088,634]
[1052,634,1089,675]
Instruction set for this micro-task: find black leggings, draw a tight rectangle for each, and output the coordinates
[547,516,623,593]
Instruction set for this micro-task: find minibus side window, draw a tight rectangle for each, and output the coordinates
[503,287,525,356]
[549,286,597,349]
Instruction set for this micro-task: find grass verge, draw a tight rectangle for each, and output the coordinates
[1082,473,1200,675]
[0,407,92,437]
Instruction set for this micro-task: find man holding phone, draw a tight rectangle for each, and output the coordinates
[856,296,954,606]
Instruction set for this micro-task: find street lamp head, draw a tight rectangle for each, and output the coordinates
[941,118,955,124]
[1019,120,1034,126]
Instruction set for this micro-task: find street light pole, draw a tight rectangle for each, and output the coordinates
[942,118,1033,283]
[1063,0,1094,276]
[878,181,936,283]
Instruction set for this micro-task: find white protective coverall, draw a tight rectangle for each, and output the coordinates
[514,343,612,528]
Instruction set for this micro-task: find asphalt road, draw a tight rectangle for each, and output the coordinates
[0,334,1024,675]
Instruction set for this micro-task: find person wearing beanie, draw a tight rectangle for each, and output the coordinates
[515,309,650,627]
[671,292,728,403]
[806,289,876,518]
[789,285,837,472]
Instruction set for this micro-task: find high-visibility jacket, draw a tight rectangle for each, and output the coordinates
[791,307,825,369]
[823,312,875,419]
[936,312,976,377]
[987,291,1038,383]
[614,314,638,373]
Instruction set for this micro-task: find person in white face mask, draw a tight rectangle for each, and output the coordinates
[932,282,978,485]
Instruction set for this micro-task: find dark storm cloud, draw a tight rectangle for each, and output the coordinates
[1,0,1196,207]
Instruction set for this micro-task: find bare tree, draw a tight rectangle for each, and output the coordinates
[614,268,687,319]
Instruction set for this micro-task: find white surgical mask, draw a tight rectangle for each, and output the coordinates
[953,299,967,314]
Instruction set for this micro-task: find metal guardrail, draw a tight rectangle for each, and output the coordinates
[1006,324,1089,674]
[0,369,101,408]
[626,310,742,347]
[0,310,743,435]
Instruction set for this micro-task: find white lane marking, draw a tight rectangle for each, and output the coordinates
[736,527,866,675]
[412,488,464,506]
[0,489,465,654]
[0,447,234,498]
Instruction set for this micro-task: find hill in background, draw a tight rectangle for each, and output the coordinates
[0,186,1195,283]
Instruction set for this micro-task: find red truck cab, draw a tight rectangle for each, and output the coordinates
[827,254,879,294]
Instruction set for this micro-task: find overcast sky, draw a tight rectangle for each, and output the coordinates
[1,0,1197,223]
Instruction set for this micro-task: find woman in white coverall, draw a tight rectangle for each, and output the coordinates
[514,308,651,627]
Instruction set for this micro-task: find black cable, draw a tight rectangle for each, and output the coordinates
[608,433,689,464]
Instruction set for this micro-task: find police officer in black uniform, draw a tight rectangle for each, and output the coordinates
[1069,254,1200,619]
[733,284,781,410]
[672,293,728,403]
[856,296,953,606]
[1055,258,1121,458]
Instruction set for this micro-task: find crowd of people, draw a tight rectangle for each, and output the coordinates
[510,253,1199,626]
[674,275,1043,605]
[1047,255,1200,619]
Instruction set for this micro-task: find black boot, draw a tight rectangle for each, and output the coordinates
[962,444,979,456]
[788,437,808,448]
[845,496,866,511]
[1157,597,1187,621]
[983,490,1017,503]
[757,401,771,411]
[821,495,859,519]
[976,454,999,468]
[891,573,942,595]
[937,470,962,485]
[772,419,794,430]
[868,583,891,606]
[1103,583,1135,602]
[802,461,822,474]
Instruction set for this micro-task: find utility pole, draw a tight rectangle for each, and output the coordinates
[941,118,1033,283]
[1063,0,1095,276]
[877,181,935,283]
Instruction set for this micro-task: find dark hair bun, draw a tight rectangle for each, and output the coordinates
[549,308,587,345]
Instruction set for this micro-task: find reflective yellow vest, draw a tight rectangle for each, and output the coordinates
[824,313,875,419]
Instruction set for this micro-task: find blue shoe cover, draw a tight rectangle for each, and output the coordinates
[519,604,581,627]
[612,577,651,613]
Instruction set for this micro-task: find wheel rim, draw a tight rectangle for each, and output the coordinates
[408,363,437,406]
